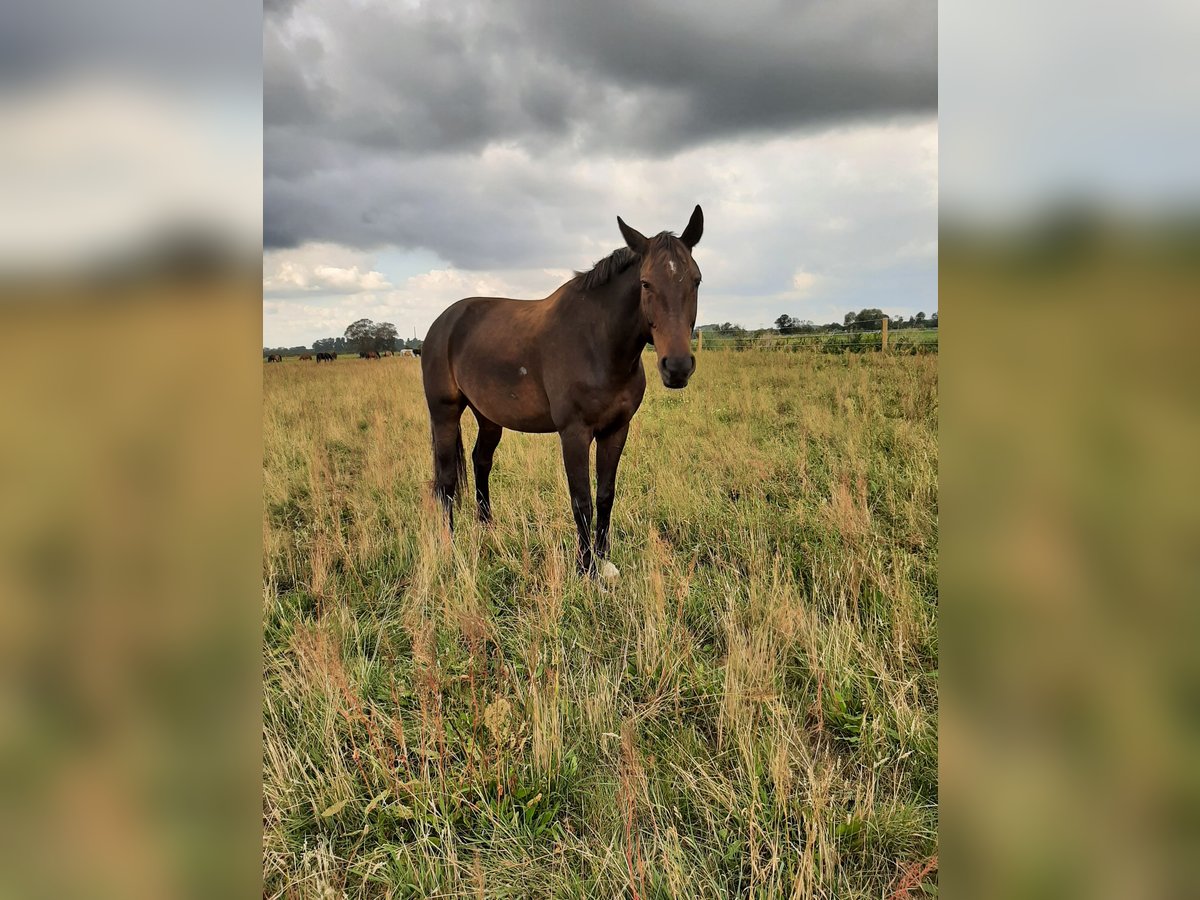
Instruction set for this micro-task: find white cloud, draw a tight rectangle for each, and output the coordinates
[264,243,393,294]
[265,261,391,294]
[791,269,818,293]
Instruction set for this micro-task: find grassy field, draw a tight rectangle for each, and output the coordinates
[263,349,938,898]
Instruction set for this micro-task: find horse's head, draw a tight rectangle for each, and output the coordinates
[617,205,703,389]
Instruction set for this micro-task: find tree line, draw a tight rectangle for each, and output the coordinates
[264,318,425,358]
[266,310,938,356]
[770,309,937,335]
[696,308,937,339]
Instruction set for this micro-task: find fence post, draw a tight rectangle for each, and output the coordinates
[697,330,703,353]
[881,316,889,352]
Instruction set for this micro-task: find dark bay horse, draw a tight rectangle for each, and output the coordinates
[421,206,703,577]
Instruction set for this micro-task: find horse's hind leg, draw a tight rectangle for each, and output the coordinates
[429,401,466,529]
[471,413,503,523]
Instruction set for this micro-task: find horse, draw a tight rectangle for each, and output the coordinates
[421,206,703,578]
[361,350,381,360]
[299,354,313,361]
[266,354,282,363]
[316,352,334,362]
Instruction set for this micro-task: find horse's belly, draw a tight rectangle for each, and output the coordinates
[480,400,557,433]
[459,370,556,433]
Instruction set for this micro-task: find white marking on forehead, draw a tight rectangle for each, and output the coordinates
[667,259,677,275]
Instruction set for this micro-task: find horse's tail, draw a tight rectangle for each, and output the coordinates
[454,430,468,502]
[430,423,469,507]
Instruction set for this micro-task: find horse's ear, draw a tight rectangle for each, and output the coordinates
[617,216,648,255]
[680,205,703,249]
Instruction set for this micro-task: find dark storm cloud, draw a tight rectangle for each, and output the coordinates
[265,0,935,257]
[515,0,936,149]
[264,148,612,267]
[266,0,934,158]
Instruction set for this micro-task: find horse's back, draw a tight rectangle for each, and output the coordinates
[422,295,557,431]
[424,296,539,372]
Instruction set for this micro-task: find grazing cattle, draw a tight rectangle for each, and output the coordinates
[421,206,703,579]
[266,354,283,363]
[360,350,381,359]
[316,352,335,362]
[299,354,313,361]
[400,349,415,358]
[413,348,421,358]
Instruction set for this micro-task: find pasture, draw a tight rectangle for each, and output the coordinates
[263,349,938,898]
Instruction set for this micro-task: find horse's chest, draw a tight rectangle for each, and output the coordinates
[581,374,644,429]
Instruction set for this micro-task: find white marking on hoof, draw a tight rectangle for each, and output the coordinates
[599,560,620,581]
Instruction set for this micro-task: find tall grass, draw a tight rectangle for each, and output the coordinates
[263,349,938,898]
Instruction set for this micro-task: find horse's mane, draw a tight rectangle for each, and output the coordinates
[570,232,681,292]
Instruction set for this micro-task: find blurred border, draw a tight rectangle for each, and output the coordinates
[0,4,262,897]
[942,1,1200,895]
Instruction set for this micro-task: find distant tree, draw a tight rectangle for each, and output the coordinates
[844,311,857,327]
[344,318,376,352]
[852,308,885,331]
[373,321,399,352]
[775,314,797,334]
[930,312,938,328]
[915,311,927,326]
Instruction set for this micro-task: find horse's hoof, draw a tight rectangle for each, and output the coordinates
[598,560,620,581]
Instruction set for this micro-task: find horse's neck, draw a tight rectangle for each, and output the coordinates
[573,273,648,369]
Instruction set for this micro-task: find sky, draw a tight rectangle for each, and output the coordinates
[263,0,939,347]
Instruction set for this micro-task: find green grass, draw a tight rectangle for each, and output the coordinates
[263,349,938,898]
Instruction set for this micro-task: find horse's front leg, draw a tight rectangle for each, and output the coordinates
[558,425,595,576]
[594,421,630,578]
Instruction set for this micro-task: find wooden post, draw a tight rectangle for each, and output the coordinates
[697,330,703,353]
[881,316,889,351]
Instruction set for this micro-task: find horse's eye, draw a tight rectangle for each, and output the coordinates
[640,281,651,290]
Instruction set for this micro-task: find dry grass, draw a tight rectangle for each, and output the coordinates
[263,349,938,898]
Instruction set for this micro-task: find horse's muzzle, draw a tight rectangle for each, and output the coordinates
[659,354,695,389]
